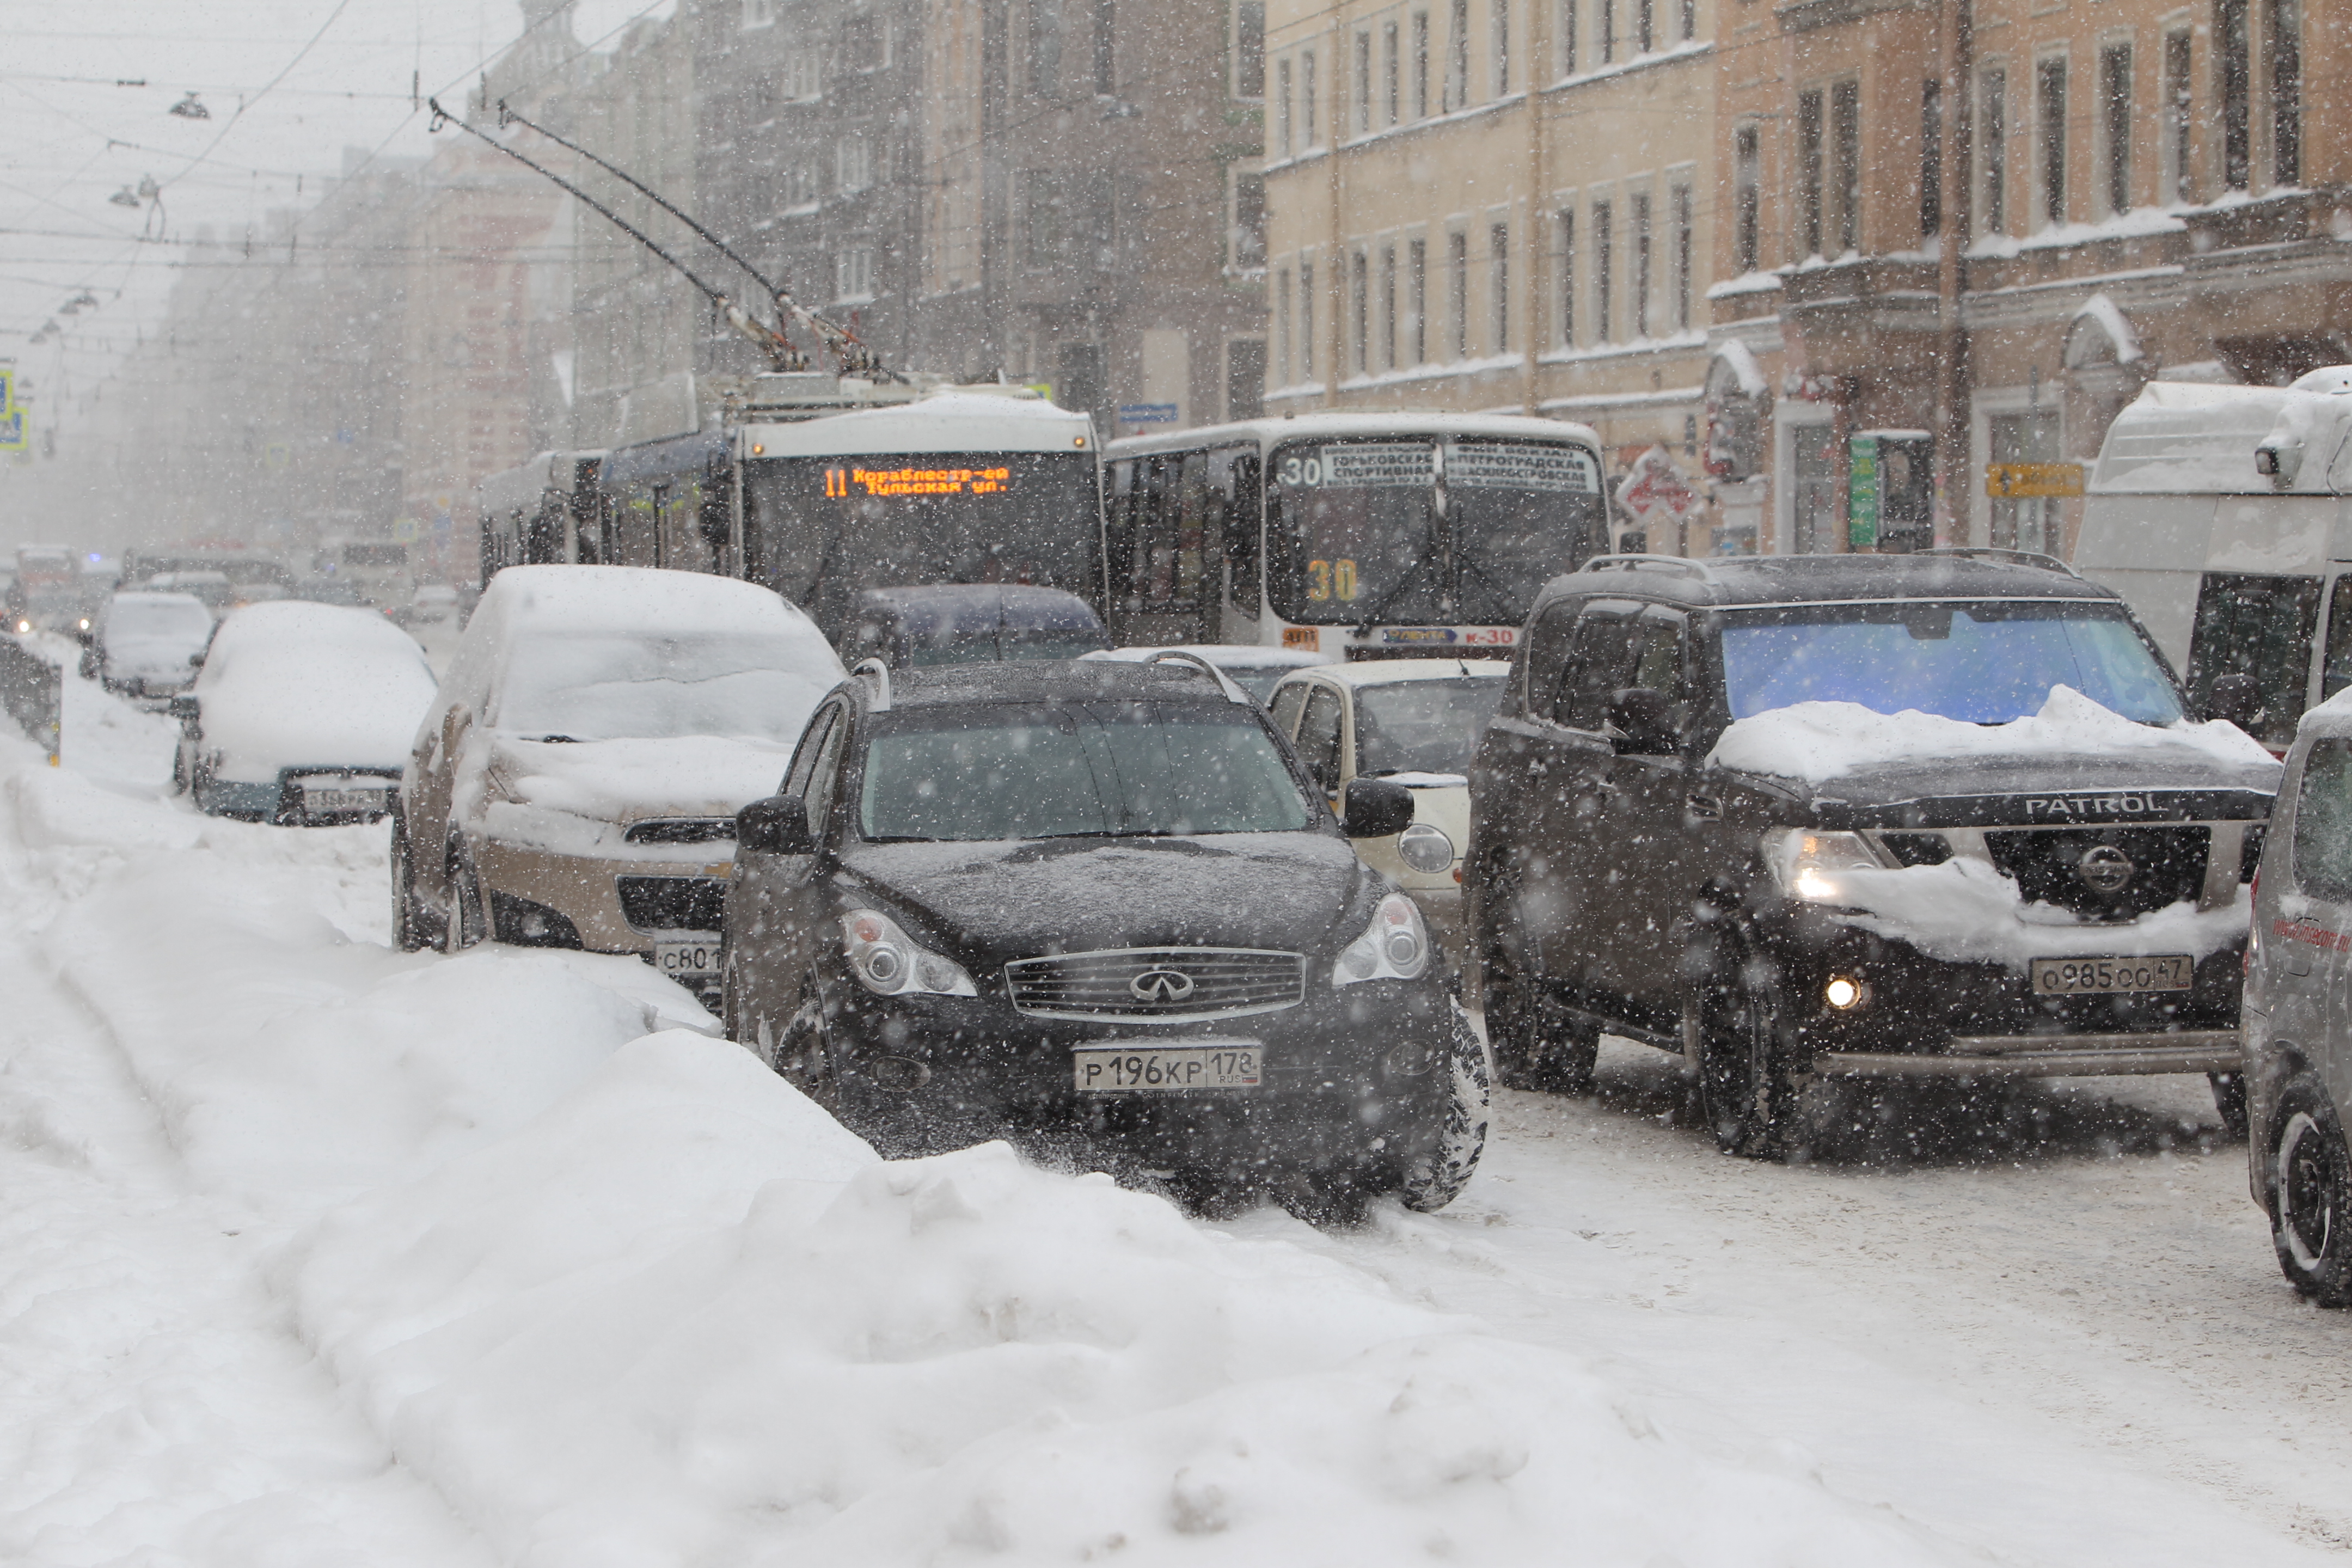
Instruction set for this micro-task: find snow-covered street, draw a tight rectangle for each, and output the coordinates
[2,674,2345,1566]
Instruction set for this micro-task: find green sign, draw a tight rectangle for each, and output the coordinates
[0,370,24,453]
[1847,434,1879,549]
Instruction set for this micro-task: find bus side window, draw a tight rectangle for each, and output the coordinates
[1177,451,1214,607]
[1140,456,1173,604]
[1105,462,1137,607]
[1218,450,1263,614]
[2186,571,2321,749]
[2324,574,2352,703]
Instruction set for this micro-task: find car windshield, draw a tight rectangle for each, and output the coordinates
[1356,677,1505,774]
[859,702,1315,841]
[1718,601,2185,724]
[498,632,835,743]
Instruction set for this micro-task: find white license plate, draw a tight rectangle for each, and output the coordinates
[1073,1042,1261,1092]
[653,935,722,982]
[302,785,387,814]
[2029,954,2195,995]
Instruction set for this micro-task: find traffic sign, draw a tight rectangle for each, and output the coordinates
[1986,462,2083,498]
[0,369,25,453]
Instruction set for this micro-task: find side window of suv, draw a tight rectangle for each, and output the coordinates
[2293,739,2352,901]
[1552,608,1643,731]
[1296,685,1345,793]
[1628,608,1693,725]
[783,705,840,799]
[805,709,854,837]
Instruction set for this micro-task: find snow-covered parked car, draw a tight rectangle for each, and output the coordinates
[1082,642,1334,703]
[1467,552,2281,1157]
[82,590,215,700]
[719,657,1486,1213]
[173,600,438,824]
[393,566,844,1008]
[1266,658,1508,960]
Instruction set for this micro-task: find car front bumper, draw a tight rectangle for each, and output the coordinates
[475,837,733,975]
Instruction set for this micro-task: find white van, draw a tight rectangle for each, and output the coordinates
[2075,367,2352,753]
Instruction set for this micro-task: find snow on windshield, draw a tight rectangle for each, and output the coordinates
[1720,602,2183,725]
[105,595,214,643]
[860,705,1313,840]
[497,633,837,744]
[1356,677,1505,774]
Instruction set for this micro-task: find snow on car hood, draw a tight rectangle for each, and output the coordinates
[842,832,1378,961]
[1707,685,2277,789]
[477,733,794,848]
[1806,858,2252,971]
[106,635,206,687]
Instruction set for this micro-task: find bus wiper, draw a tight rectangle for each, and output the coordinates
[1354,528,1445,633]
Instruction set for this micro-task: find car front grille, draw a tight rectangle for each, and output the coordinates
[1003,947,1307,1022]
[1983,826,2210,921]
[616,875,726,933]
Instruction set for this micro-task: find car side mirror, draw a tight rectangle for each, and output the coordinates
[1341,777,1414,840]
[737,794,815,855]
[167,694,199,722]
[1608,687,1681,756]
[2204,673,2261,730]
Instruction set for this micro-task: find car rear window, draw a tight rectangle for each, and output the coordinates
[1356,677,1504,774]
[859,702,1314,841]
[2293,738,2352,901]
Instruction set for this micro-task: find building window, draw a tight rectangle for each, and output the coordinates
[1381,243,1398,368]
[1980,66,2008,234]
[1490,221,1510,351]
[1025,172,1064,264]
[1734,124,1760,271]
[1352,250,1370,373]
[1600,0,1615,64]
[744,0,776,26]
[1832,78,1860,253]
[1798,87,1824,257]
[2218,0,2250,190]
[1303,50,1319,144]
[1557,208,1576,346]
[1277,58,1293,155]
[1637,0,1653,54]
[1679,0,1695,43]
[1920,78,1943,236]
[2098,44,2131,215]
[1300,260,1315,377]
[785,48,822,100]
[1592,199,1613,342]
[2037,56,2067,227]
[1277,265,1293,379]
[1356,30,1372,135]
[1447,0,1471,108]
[1448,230,1469,357]
[1384,21,1400,124]
[1232,173,1266,268]
[835,247,875,302]
[1236,0,1266,97]
[1408,237,1428,362]
[2273,0,2302,187]
[2162,30,2192,203]
[1031,0,1065,96]
[1494,0,1511,95]
[1093,0,1116,93]
[1412,12,1431,118]
[1670,181,1692,330]
[1631,192,1651,338]
[836,132,873,193]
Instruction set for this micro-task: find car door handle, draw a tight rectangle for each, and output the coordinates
[1685,792,1723,820]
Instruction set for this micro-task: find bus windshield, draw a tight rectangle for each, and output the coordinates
[745,450,1101,641]
[1268,438,1606,626]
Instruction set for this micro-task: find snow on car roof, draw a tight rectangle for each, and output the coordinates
[1083,644,1336,669]
[737,389,1092,457]
[1298,658,1512,688]
[209,598,422,656]
[485,565,829,641]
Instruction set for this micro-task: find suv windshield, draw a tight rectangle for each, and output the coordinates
[1719,601,2184,724]
[1356,677,1504,774]
[498,632,834,743]
[860,703,1314,841]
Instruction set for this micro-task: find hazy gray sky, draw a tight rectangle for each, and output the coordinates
[1,1,672,421]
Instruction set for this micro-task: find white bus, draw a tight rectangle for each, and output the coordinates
[1102,413,1608,659]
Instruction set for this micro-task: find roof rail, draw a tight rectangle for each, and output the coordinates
[1913,546,2083,579]
[1577,553,1719,581]
[850,656,893,712]
[1145,648,1251,704]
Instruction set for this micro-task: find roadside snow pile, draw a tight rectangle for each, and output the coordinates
[1709,684,2274,783]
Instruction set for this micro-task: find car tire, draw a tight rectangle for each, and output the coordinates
[2209,1070,2250,1141]
[389,814,437,953]
[440,841,488,953]
[773,980,843,1113]
[1395,1003,1491,1212]
[1687,940,1803,1161]
[2269,1074,2352,1307]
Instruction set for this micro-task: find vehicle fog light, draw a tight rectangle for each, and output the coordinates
[1824,975,1868,1010]
[1342,944,1380,979]
[915,954,960,991]
[1396,821,1455,873]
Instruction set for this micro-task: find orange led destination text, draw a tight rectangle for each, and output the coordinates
[825,465,1014,499]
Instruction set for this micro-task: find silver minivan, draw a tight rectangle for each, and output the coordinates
[2245,694,2352,1304]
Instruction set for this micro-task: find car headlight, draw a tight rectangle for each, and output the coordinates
[840,910,977,997]
[1396,820,1455,873]
[1333,891,1431,987]
[1762,828,1885,903]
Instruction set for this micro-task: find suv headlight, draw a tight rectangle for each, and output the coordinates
[1334,892,1431,986]
[1762,828,1885,903]
[1396,820,1455,873]
[840,910,978,997]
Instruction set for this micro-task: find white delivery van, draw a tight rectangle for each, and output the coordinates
[2076,367,2352,753]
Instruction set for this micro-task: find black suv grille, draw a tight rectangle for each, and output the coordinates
[1983,827,2210,921]
[616,876,726,932]
[1003,947,1306,1021]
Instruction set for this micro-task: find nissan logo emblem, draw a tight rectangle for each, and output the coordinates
[2077,844,2136,893]
[1130,967,1196,1004]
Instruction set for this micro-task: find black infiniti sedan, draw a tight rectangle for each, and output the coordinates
[718,658,1486,1211]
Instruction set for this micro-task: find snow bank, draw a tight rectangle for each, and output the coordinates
[1708,685,2273,784]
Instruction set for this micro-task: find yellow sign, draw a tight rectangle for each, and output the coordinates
[1986,462,2084,499]
[1282,626,1319,651]
[0,369,25,453]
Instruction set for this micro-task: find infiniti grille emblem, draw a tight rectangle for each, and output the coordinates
[2076,844,2136,894]
[1130,967,1196,1004]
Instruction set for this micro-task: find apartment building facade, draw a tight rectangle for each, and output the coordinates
[1261,0,1717,534]
[1707,0,2348,557]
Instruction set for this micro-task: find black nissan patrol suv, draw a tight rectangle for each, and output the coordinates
[1466,552,2281,1157]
